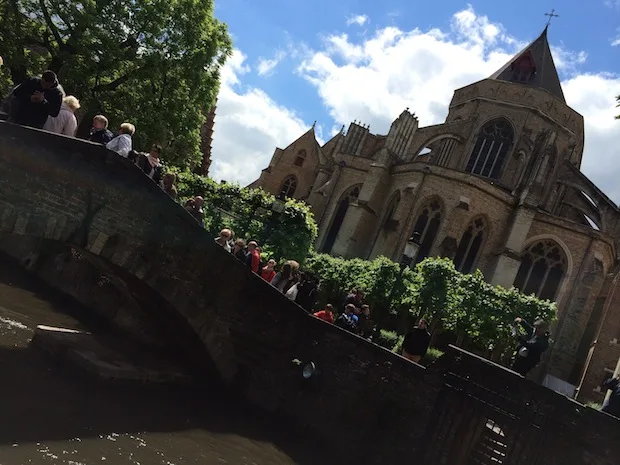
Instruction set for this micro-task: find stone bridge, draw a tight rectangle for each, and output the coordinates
[1,121,620,465]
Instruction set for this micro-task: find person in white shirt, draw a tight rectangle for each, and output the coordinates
[105,122,135,157]
[43,95,80,136]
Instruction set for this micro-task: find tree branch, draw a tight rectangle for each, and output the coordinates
[38,0,66,50]
[92,66,145,92]
[48,0,74,37]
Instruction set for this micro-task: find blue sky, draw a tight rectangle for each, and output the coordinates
[211,0,620,202]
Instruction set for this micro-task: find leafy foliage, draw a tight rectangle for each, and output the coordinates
[304,254,557,359]
[374,329,403,352]
[0,0,232,166]
[173,170,318,262]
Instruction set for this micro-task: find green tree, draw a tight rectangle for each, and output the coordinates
[173,170,318,262]
[409,258,459,329]
[0,0,232,166]
[304,254,557,364]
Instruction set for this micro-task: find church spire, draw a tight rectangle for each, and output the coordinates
[489,27,565,103]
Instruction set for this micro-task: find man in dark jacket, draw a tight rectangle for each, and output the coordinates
[402,319,431,363]
[10,71,63,129]
[295,272,319,312]
[511,317,550,376]
[601,377,620,418]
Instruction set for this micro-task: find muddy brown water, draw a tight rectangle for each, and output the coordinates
[0,257,340,465]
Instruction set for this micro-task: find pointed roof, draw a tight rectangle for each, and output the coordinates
[489,27,565,103]
[285,126,316,148]
[284,125,327,164]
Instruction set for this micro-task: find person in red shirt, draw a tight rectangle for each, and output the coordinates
[261,259,277,282]
[245,241,261,274]
[313,304,335,324]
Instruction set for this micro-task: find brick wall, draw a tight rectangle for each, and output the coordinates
[2,122,620,463]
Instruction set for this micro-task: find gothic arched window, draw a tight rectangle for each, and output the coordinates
[280,175,297,198]
[454,217,486,273]
[294,150,307,167]
[382,191,401,231]
[411,199,442,264]
[466,119,514,180]
[513,240,566,301]
[322,185,361,253]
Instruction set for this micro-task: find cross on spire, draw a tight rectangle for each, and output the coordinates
[544,9,559,27]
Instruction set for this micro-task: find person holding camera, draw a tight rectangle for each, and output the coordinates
[511,317,550,376]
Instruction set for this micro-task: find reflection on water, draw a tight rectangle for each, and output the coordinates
[0,257,338,465]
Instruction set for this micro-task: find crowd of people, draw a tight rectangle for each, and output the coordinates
[1,70,176,198]
[211,228,383,339]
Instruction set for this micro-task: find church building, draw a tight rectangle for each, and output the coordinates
[250,27,620,403]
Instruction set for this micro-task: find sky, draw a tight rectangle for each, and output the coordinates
[211,0,620,204]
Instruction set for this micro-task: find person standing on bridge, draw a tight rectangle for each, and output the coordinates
[245,241,261,273]
[511,317,549,377]
[232,239,247,262]
[335,304,358,334]
[136,144,164,184]
[261,259,277,282]
[43,95,80,136]
[88,115,114,144]
[10,70,64,129]
[160,173,178,200]
[215,229,233,252]
[106,122,135,158]
[402,319,431,364]
[313,304,335,324]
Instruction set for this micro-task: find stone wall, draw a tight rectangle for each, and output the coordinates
[2,122,620,463]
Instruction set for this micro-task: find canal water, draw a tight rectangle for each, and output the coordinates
[0,257,340,465]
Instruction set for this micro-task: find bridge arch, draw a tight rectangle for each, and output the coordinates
[0,122,272,384]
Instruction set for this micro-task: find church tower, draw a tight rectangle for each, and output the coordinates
[489,26,565,102]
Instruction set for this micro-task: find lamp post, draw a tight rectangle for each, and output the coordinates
[271,196,286,214]
[402,233,421,267]
[388,233,421,316]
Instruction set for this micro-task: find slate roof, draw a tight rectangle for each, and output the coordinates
[489,26,566,103]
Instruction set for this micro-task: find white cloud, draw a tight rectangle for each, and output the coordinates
[564,74,620,201]
[256,50,286,77]
[210,7,620,203]
[210,50,310,186]
[297,7,620,202]
[550,47,587,71]
[611,29,620,46]
[346,14,369,27]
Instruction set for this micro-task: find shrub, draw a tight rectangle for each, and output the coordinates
[375,329,402,352]
[171,170,317,263]
[305,254,557,356]
[422,348,445,366]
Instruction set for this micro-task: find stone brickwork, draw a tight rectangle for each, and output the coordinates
[2,122,620,462]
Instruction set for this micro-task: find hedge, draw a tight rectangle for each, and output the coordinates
[305,254,556,359]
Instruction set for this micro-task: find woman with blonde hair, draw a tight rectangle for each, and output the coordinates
[106,122,135,158]
[214,228,233,252]
[43,95,80,136]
